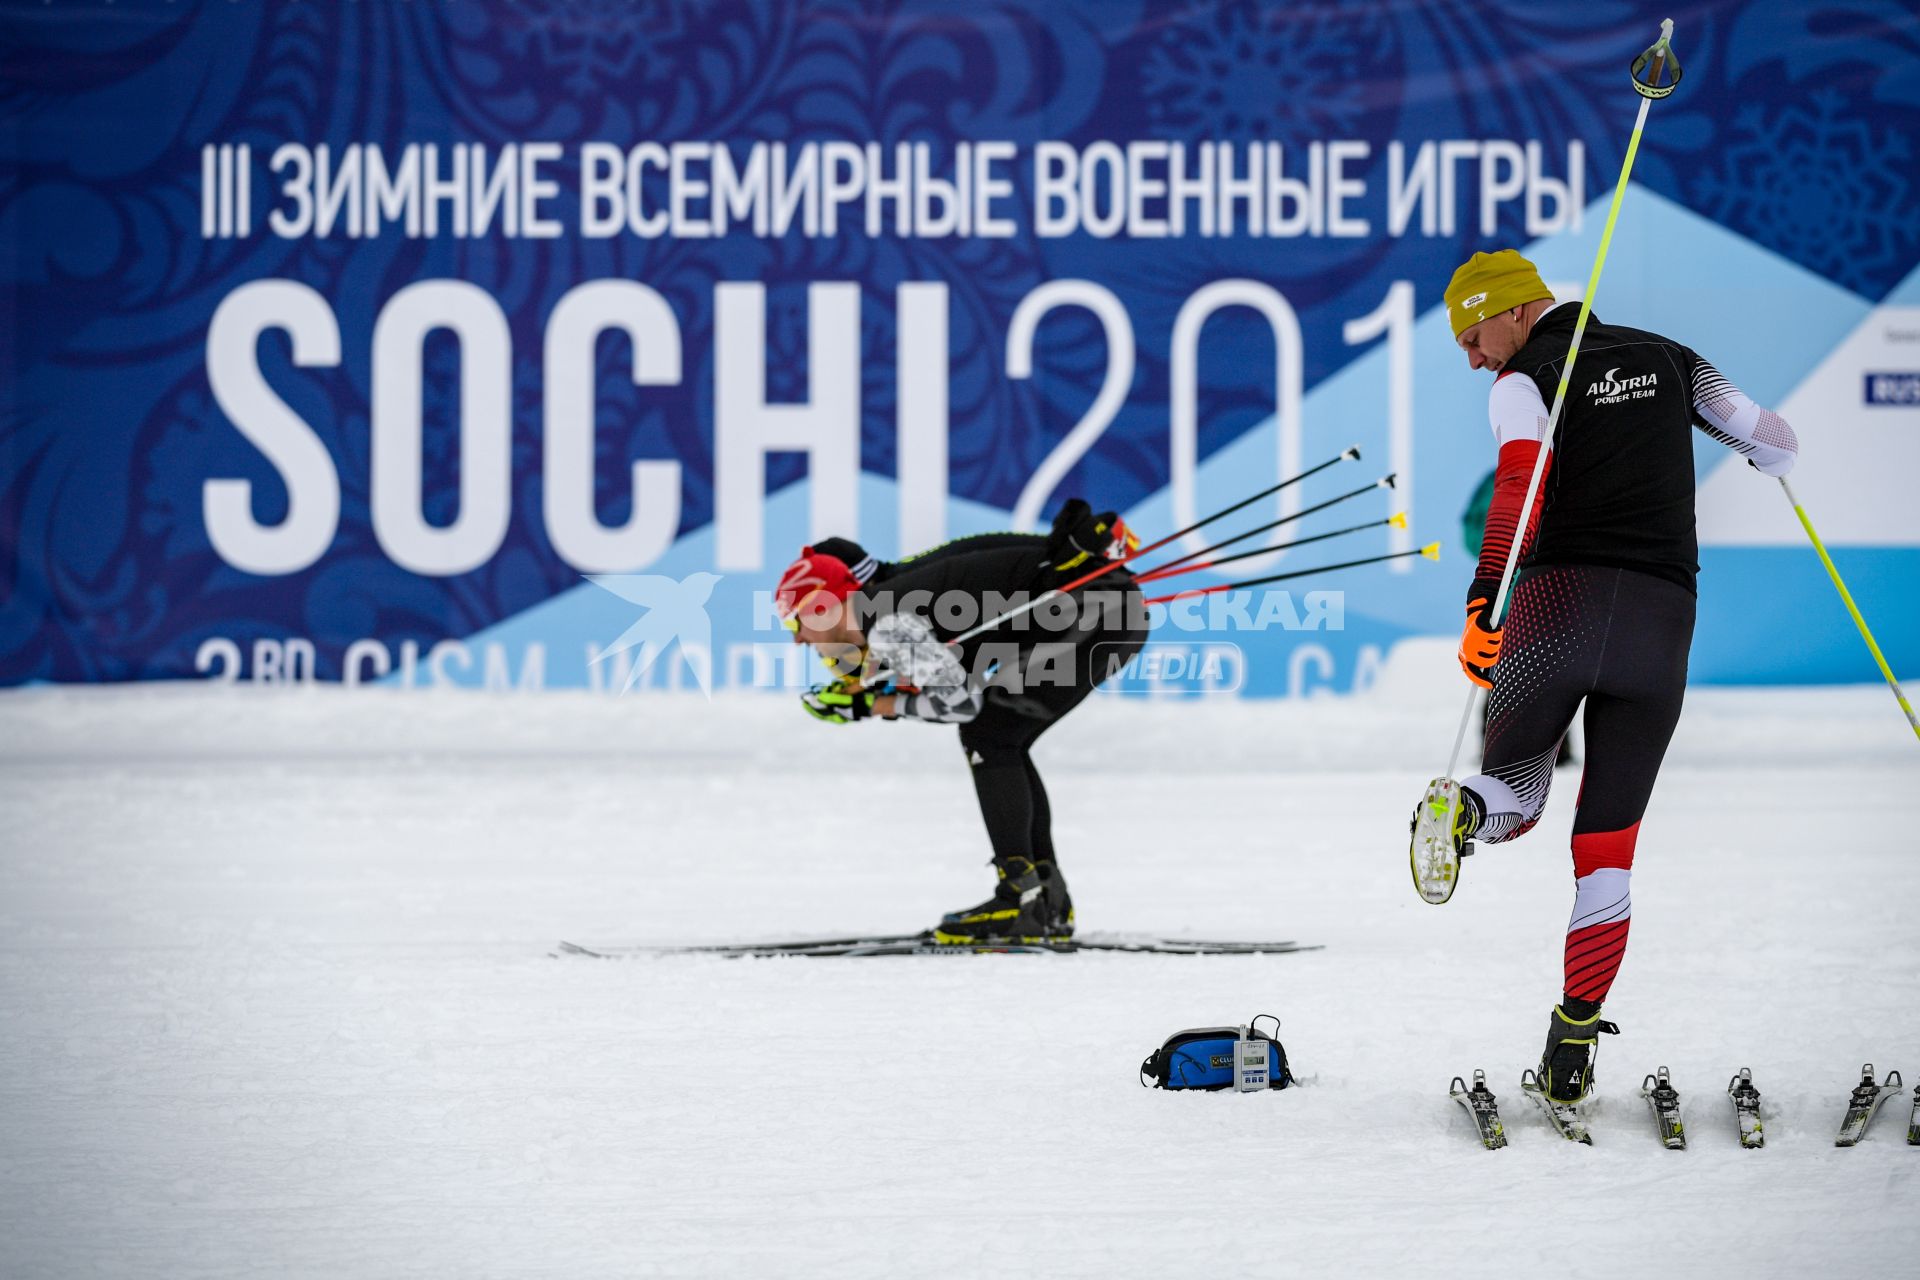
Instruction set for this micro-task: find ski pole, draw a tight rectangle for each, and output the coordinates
[1778,477,1920,743]
[1438,19,1681,790]
[1144,543,1441,606]
[857,448,1368,689]
[1138,444,1363,563]
[1134,514,1407,585]
[1139,475,1396,579]
[937,445,1364,648]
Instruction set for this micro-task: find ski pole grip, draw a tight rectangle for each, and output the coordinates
[1631,20,1682,99]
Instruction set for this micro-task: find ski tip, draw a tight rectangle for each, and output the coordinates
[1421,541,1442,560]
[1388,511,1408,529]
[1379,472,1397,489]
[1342,444,1362,460]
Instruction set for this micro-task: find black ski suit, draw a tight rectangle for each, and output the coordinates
[855,533,1148,864]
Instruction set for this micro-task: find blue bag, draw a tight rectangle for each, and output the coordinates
[1140,1014,1295,1091]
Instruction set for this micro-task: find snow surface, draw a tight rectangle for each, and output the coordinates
[2,675,1916,1278]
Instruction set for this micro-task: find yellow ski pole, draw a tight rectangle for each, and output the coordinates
[1778,477,1920,744]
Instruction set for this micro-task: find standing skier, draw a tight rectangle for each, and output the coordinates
[777,505,1148,943]
[1426,249,1798,1104]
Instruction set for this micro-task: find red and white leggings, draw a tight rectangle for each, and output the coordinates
[1461,563,1695,1009]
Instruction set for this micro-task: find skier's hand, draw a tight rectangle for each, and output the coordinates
[1045,498,1136,570]
[801,685,876,724]
[1458,579,1503,688]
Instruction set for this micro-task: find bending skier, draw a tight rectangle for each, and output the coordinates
[776,504,1148,944]
[1425,249,1798,1105]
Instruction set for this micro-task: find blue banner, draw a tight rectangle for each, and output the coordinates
[4,0,1917,694]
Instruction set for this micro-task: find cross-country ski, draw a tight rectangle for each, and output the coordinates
[1834,1065,1907,1147]
[1521,1067,1592,1145]
[1451,1071,1509,1150]
[1641,1067,1686,1149]
[555,934,1322,959]
[1728,1069,1765,1150]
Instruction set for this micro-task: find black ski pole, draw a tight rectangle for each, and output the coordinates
[936,445,1365,647]
[1138,474,1396,578]
[1142,543,1440,606]
[1134,513,1407,585]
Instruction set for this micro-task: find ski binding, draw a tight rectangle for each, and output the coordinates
[1834,1063,1904,1147]
[1520,1067,1591,1144]
[1640,1066,1686,1149]
[1409,776,1472,905]
[1727,1067,1763,1149]
[1451,1070,1508,1150]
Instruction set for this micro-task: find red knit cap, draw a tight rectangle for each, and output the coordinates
[774,547,860,625]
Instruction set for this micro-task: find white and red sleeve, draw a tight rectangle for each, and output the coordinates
[1473,371,1555,587]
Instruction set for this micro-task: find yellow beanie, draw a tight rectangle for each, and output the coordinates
[1444,249,1552,338]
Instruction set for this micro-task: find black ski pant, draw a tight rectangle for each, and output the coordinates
[1462,563,1694,1009]
[956,616,1147,866]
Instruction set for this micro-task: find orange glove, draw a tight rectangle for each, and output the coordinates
[1458,580,1503,688]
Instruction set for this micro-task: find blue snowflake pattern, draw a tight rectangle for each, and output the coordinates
[1692,90,1914,296]
[433,0,783,140]
[505,0,711,97]
[1141,3,1384,141]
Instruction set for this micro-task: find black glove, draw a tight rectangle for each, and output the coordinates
[1046,498,1129,571]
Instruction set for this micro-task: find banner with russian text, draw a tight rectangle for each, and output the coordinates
[4,0,1916,695]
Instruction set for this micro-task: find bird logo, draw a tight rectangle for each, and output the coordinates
[587,572,723,696]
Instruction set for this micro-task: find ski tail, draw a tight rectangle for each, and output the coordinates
[1728,1067,1764,1150]
[1835,1064,1904,1147]
[1640,1066,1686,1150]
[1451,1069,1508,1150]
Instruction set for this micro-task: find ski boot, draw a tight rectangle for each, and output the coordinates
[1036,860,1073,938]
[1536,1002,1620,1104]
[1408,781,1483,904]
[935,857,1073,944]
